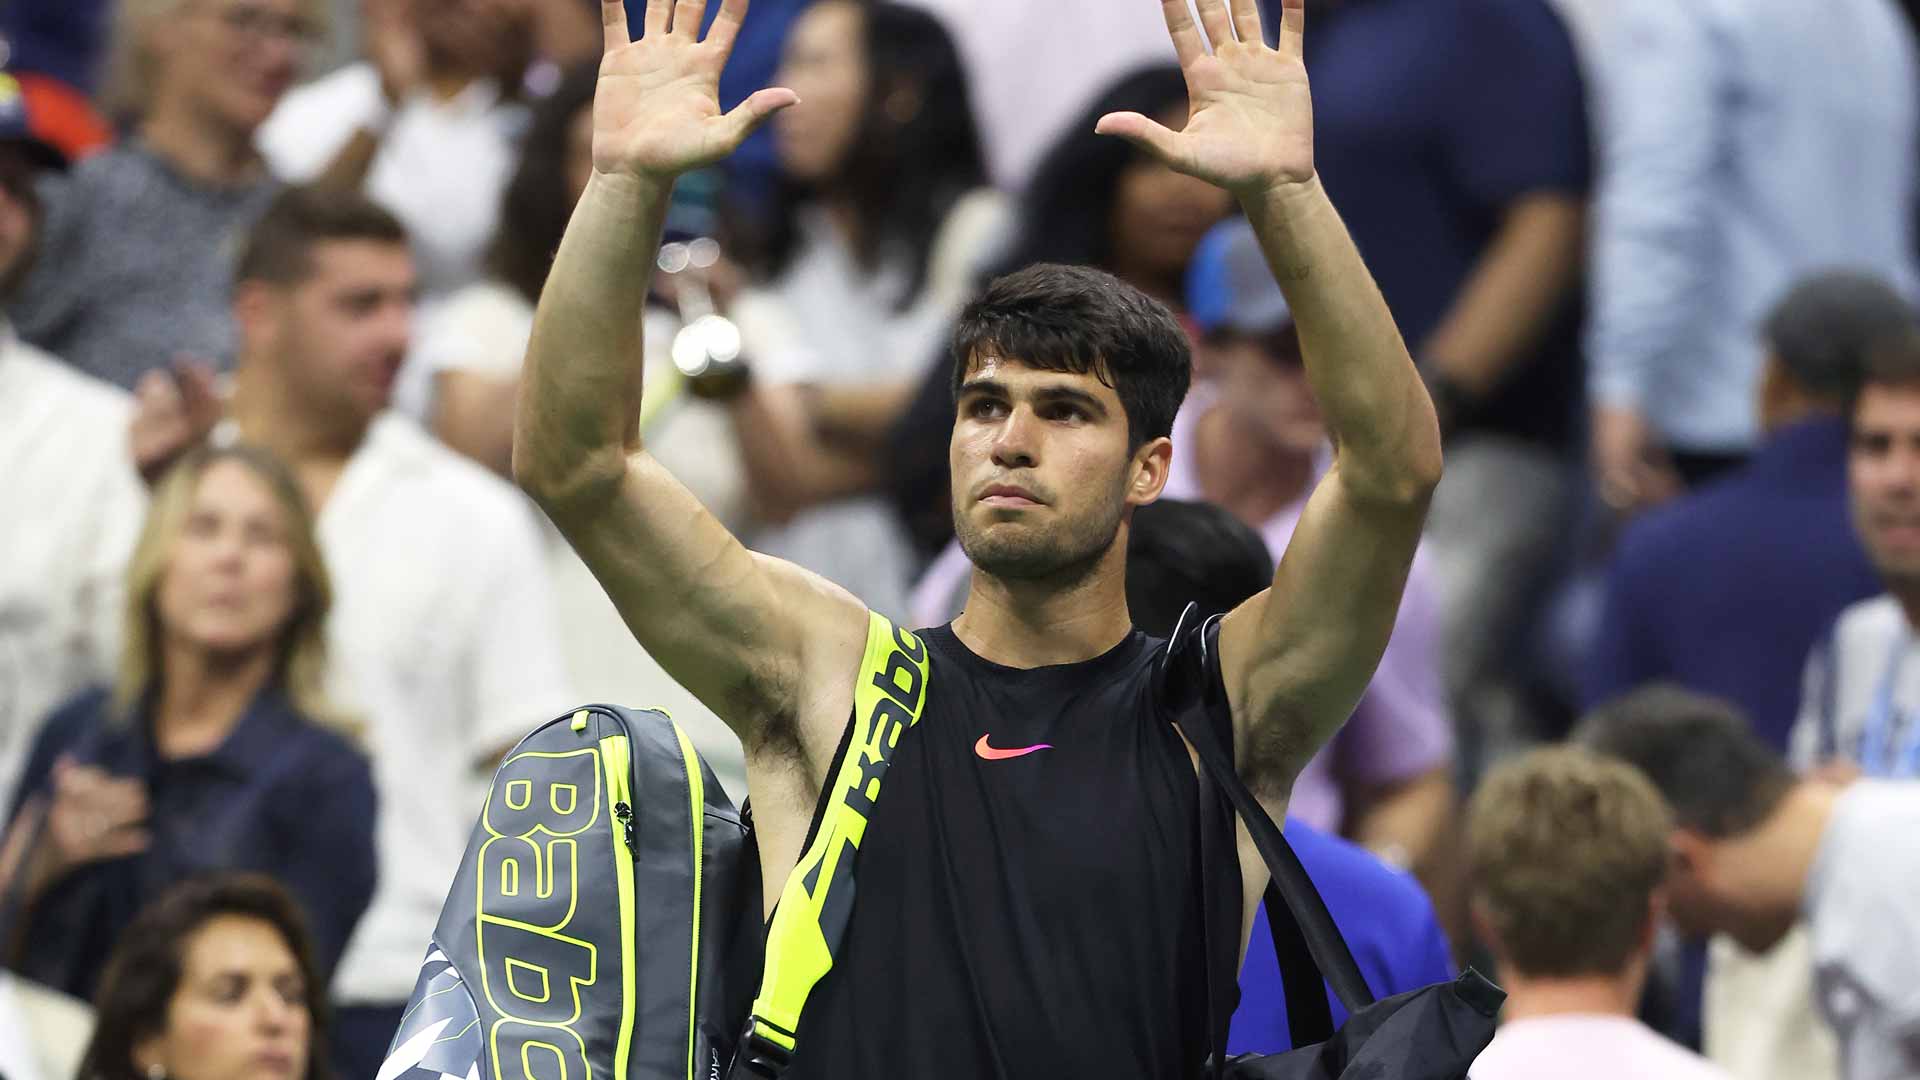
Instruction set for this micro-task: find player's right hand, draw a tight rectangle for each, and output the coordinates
[593,0,798,184]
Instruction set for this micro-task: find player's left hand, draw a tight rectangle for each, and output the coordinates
[1097,0,1314,198]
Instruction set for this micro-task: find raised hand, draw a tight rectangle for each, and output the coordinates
[593,0,798,183]
[1097,0,1314,198]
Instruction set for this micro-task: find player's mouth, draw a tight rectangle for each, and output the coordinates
[980,483,1044,508]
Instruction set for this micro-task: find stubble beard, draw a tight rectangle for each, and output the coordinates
[954,485,1127,585]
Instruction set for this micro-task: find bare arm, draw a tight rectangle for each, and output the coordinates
[513,0,866,757]
[1102,0,1442,792]
[1421,193,1585,398]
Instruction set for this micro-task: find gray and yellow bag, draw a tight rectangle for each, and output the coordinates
[377,612,930,1080]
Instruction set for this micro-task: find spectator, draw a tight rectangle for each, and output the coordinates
[1795,329,1920,778]
[1586,0,1920,508]
[77,874,334,1080]
[188,185,569,1078]
[715,0,1005,619]
[1589,272,1907,752]
[893,65,1233,567]
[406,60,749,790]
[1169,219,1456,881]
[9,0,318,389]
[1581,685,1920,1080]
[0,77,147,813]
[125,186,569,1068]
[0,445,377,1003]
[1120,498,1454,1054]
[258,0,535,315]
[1465,747,1730,1080]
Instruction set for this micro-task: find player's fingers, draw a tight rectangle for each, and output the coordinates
[1229,0,1266,46]
[672,0,709,36]
[602,0,630,51]
[1276,0,1305,59]
[1158,0,1208,66]
[1193,0,1236,46]
[643,0,669,36]
[1094,111,1184,167]
[704,0,749,55]
[720,86,799,147]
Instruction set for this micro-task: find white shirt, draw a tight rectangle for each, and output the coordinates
[0,338,143,811]
[1804,780,1920,1079]
[320,413,571,1004]
[1794,595,1920,778]
[1472,1014,1733,1080]
[257,64,527,301]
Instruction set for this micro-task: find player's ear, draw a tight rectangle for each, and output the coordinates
[1128,436,1173,507]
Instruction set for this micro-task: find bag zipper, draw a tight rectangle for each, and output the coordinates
[671,721,706,1080]
[599,726,638,1080]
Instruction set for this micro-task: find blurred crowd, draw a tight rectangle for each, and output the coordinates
[1,0,1919,1078]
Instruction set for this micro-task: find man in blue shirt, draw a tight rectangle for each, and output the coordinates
[1264,0,1591,759]
[1587,271,1909,752]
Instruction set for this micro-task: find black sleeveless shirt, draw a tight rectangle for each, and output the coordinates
[784,624,1214,1079]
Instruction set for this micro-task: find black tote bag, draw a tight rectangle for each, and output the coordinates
[1159,606,1504,1080]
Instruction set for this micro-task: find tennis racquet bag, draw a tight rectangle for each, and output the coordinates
[376,611,931,1080]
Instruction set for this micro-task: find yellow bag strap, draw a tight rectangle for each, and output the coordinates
[732,611,930,1075]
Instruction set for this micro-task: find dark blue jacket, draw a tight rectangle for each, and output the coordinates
[4,684,377,1001]
[1586,418,1881,749]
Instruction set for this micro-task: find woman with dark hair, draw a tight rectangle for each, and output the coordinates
[78,873,330,1080]
[886,65,1234,567]
[0,445,376,1003]
[713,0,1006,621]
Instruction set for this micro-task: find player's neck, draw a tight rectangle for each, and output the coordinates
[952,546,1133,669]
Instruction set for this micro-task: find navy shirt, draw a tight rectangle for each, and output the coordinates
[1227,818,1454,1053]
[5,685,378,1001]
[1586,418,1882,750]
[1286,0,1591,450]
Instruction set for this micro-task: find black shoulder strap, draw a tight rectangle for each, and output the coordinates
[1162,604,1374,1065]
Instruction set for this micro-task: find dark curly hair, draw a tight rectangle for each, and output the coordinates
[79,874,333,1080]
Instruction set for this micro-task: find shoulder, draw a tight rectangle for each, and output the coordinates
[22,687,117,771]
[1611,489,1736,576]
[365,413,531,514]
[278,718,376,791]
[1830,595,1905,660]
[0,340,130,416]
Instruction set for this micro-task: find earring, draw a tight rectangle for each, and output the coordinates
[146,1064,168,1080]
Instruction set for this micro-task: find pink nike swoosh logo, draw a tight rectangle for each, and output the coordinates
[975,735,1053,761]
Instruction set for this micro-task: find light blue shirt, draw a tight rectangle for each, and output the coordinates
[1587,0,1920,453]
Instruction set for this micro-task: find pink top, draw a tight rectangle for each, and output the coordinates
[1471,1015,1734,1080]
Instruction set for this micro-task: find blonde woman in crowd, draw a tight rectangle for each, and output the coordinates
[0,445,376,1006]
[9,0,326,389]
